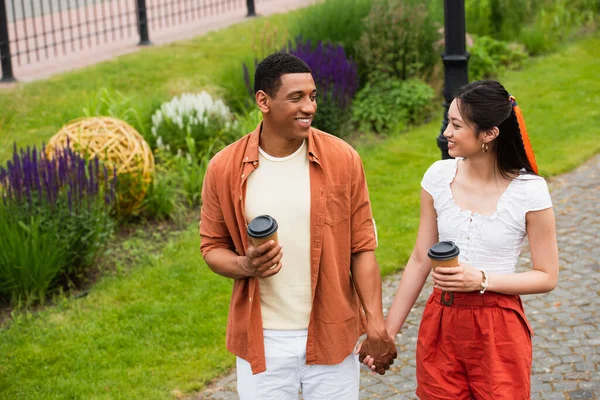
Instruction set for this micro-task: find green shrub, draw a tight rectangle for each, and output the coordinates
[288,39,359,137]
[464,0,599,54]
[142,107,256,220]
[218,22,290,112]
[168,136,213,209]
[357,0,439,82]
[465,0,530,41]
[352,77,435,135]
[289,0,372,64]
[0,209,68,306]
[233,107,263,136]
[149,92,238,155]
[82,88,152,137]
[519,0,598,55]
[0,145,116,305]
[468,36,528,80]
[141,163,181,221]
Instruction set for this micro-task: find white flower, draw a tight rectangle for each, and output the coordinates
[151,90,236,149]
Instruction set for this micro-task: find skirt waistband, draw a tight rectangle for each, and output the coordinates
[432,287,521,308]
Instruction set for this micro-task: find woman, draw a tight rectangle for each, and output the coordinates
[363,80,559,399]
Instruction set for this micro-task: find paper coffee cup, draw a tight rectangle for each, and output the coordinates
[247,215,279,248]
[428,241,460,269]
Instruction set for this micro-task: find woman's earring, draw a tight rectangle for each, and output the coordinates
[482,142,489,153]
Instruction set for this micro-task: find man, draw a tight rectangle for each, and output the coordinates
[199,52,396,399]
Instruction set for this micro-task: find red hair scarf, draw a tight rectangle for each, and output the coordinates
[509,95,538,174]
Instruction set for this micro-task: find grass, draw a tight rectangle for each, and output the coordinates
[0,10,598,400]
[0,225,234,399]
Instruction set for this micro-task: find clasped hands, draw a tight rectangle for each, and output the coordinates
[360,262,483,373]
[356,328,397,375]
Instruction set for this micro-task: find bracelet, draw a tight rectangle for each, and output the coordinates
[479,270,489,294]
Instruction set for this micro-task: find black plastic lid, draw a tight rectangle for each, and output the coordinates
[247,215,278,239]
[427,241,460,261]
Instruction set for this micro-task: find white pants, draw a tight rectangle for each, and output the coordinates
[236,329,360,400]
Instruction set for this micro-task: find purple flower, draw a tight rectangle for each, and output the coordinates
[0,142,117,213]
[240,37,358,135]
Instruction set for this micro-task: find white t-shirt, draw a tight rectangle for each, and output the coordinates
[245,140,312,330]
[421,158,552,275]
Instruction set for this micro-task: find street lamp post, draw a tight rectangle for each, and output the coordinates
[437,0,469,159]
[0,0,15,82]
[246,0,256,17]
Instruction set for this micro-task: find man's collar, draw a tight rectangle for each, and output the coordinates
[242,122,320,164]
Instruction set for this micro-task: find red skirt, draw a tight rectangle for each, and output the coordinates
[416,288,533,400]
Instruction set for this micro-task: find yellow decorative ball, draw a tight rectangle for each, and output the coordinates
[46,117,155,214]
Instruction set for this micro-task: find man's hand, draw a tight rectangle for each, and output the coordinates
[240,240,283,278]
[357,328,397,375]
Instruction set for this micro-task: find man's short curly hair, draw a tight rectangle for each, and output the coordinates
[254,52,312,98]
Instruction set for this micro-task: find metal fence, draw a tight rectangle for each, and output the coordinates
[0,0,268,81]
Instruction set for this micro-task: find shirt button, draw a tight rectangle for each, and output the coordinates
[241,174,245,179]
[249,297,253,303]
[253,161,257,166]
[244,157,249,161]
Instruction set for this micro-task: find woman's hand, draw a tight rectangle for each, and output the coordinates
[431,262,484,292]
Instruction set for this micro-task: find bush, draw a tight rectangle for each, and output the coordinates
[233,107,263,136]
[357,0,439,81]
[351,78,435,135]
[238,38,359,137]
[289,0,372,65]
[464,0,599,54]
[82,88,149,137]
[468,36,528,80]
[218,22,291,112]
[465,0,529,41]
[519,0,598,55]
[149,92,238,154]
[142,107,258,220]
[288,39,358,137]
[0,144,117,305]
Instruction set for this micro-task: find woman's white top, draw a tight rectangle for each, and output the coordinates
[421,159,552,275]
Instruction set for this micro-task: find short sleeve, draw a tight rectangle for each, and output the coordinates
[421,164,436,196]
[421,160,452,197]
[527,177,553,213]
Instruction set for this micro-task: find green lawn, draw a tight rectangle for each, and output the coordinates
[0,226,234,398]
[0,14,598,400]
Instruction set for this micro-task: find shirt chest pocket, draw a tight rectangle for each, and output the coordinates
[325,185,350,226]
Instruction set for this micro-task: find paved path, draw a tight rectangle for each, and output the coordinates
[196,154,600,400]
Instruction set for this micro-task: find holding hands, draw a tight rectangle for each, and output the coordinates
[356,327,397,375]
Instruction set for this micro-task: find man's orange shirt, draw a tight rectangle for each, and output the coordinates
[200,124,377,374]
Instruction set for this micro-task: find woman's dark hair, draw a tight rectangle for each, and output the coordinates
[454,80,537,179]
